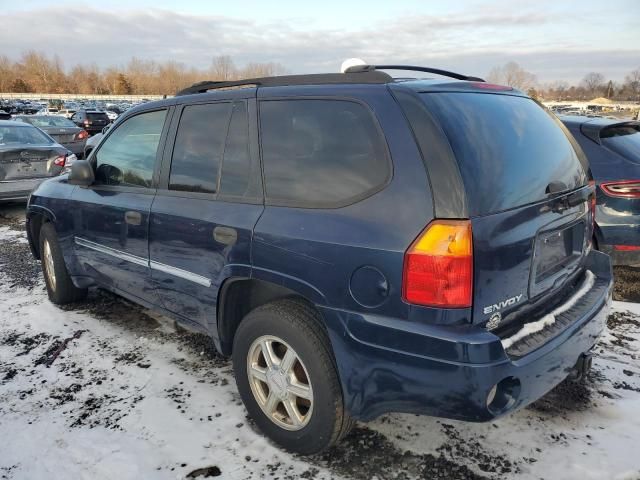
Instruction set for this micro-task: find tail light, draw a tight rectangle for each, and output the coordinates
[601,180,640,198]
[402,220,473,308]
[54,155,66,167]
[76,130,89,140]
[614,245,640,251]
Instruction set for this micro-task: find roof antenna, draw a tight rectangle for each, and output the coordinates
[340,58,366,73]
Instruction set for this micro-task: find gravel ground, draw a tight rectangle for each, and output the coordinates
[1,203,639,480]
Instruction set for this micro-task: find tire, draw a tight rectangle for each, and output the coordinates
[39,222,87,304]
[232,299,353,454]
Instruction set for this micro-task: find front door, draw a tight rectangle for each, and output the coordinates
[72,108,171,304]
[149,97,263,332]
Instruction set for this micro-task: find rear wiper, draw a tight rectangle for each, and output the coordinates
[545,181,568,195]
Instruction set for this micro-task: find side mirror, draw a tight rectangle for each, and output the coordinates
[68,160,95,186]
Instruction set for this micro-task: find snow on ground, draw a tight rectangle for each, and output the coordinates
[1,204,639,480]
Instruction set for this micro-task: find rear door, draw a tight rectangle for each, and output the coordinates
[71,108,170,303]
[417,92,594,329]
[149,92,263,332]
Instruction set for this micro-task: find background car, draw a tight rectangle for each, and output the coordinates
[14,115,88,158]
[70,110,110,135]
[561,116,640,266]
[0,120,74,201]
[105,110,119,121]
[83,124,109,158]
[58,108,77,119]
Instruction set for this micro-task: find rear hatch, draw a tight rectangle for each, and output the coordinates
[0,146,64,180]
[0,126,64,180]
[418,91,595,330]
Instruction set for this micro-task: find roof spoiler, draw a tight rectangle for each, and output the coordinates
[581,119,640,144]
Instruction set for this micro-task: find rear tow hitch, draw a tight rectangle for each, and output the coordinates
[569,353,593,381]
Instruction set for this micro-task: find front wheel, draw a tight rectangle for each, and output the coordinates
[232,299,353,454]
[39,222,87,304]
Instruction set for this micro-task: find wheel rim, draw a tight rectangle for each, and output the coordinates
[247,335,313,431]
[43,239,56,291]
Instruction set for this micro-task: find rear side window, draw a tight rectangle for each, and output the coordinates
[260,99,389,207]
[169,103,233,194]
[420,93,588,215]
[601,124,640,164]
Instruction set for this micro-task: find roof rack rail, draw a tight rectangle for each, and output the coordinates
[344,64,485,82]
[175,71,393,96]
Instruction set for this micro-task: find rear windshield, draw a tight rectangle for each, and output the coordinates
[22,116,76,128]
[601,124,640,163]
[87,112,108,120]
[0,125,53,145]
[420,93,588,215]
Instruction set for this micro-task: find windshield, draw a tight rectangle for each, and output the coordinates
[0,125,54,145]
[22,116,77,128]
[601,124,640,163]
[420,92,588,215]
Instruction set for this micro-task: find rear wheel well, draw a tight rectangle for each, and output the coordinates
[217,278,326,356]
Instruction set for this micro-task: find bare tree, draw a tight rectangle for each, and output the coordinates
[0,55,15,92]
[210,56,237,80]
[581,72,606,98]
[623,68,640,101]
[487,61,537,91]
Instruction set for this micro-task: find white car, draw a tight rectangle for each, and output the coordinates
[105,110,118,121]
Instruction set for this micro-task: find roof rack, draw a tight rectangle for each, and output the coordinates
[344,64,485,82]
[175,71,393,96]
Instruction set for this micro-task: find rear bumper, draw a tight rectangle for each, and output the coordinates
[321,250,613,422]
[600,244,640,267]
[596,210,640,266]
[0,179,45,201]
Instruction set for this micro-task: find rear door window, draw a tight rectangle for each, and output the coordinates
[601,124,640,164]
[259,99,390,207]
[419,93,588,216]
[169,102,233,194]
[219,101,255,198]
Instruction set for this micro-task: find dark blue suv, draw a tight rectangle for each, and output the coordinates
[26,66,613,454]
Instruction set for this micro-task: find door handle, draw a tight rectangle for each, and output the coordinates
[124,211,142,226]
[213,226,238,245]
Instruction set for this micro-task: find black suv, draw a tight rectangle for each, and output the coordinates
[70,109,110,135]
[26,66,612,454]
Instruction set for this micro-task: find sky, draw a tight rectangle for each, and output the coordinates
[1,0,638,84]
